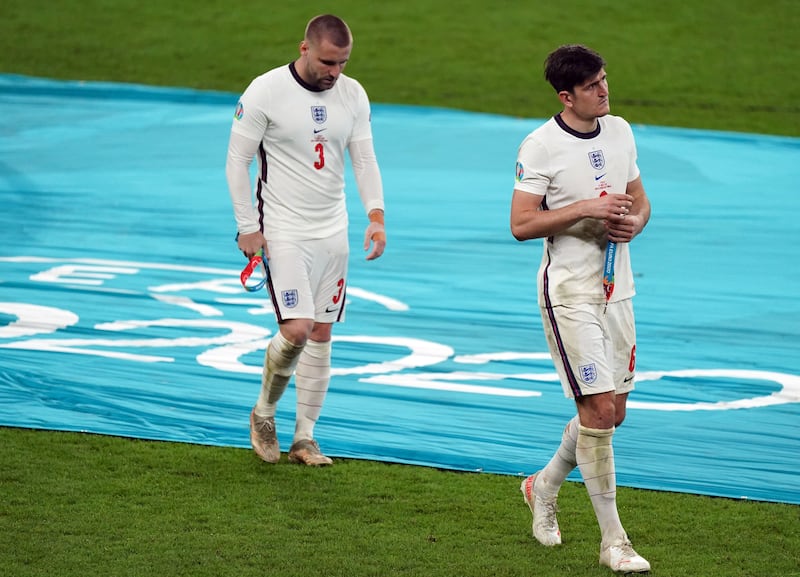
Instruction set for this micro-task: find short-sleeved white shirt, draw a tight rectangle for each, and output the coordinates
[514,114,640,306]
[231,63,373,240]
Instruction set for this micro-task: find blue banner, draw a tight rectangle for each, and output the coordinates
[1,74,798,504]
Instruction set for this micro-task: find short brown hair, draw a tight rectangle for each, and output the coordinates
[305,14,352,48]
[544,44,606,93]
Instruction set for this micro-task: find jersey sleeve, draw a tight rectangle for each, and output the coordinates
[349,138,384,214]
[514,136,550,196]
[624,120,641,183]
[225,131,262,234]
[230,77,270,141]
[349,81,374,143]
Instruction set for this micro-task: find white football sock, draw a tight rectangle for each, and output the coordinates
[537,415,580,500]
[576,425,626,547]
[293,339,331,442]
[254,331,304,418]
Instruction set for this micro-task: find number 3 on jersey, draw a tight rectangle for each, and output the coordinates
[314,142,325,169]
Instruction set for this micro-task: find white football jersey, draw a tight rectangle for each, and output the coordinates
[514,114,640,306]
[230,63,374,240]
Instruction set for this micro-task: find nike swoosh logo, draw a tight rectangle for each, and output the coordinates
[623,376,634,383]
[595,173,606,181]
[314,128,327,133]
[325,305,339,313]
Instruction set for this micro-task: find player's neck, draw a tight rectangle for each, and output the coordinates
[559,109,599,134]
[291,59,310,84]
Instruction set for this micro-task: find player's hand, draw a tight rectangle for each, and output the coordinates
[594,192,638,243]
[363,210,386,261]
[603,195,645,243]
[606,212,640,243]
[237,231,268,260]
[592,192,633,221]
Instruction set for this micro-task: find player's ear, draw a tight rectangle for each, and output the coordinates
[557,90,573,108]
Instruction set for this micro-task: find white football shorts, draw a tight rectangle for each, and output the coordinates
[540,299,636,399]
[265,229,349,323]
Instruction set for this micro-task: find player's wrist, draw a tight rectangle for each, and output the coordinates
[577,199,596,220]
[367,211,385,243]
[368,209,384,225]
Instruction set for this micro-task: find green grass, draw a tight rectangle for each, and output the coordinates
[3,427,799,577]
[1,0,798,135]
[1,1,799,575]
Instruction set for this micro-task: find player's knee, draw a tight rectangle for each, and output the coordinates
[309,322,333,343]
[279,319,315,346]
[614,393,629,427]
[576,394,616,429]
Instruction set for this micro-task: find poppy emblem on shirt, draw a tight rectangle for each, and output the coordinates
[311,106,327,124]
[234,101,244,120]
[516,161,525,182]
[282,289,299,308]
[579,363,598,384]
[588,150,605,170]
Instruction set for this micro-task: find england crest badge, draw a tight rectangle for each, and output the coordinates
[579,363,598,384]
[282,289,299,308]
[311,106,327,124]
[588,150,605,170]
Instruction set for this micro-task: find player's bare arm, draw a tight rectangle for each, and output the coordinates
[510,189,633,241]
